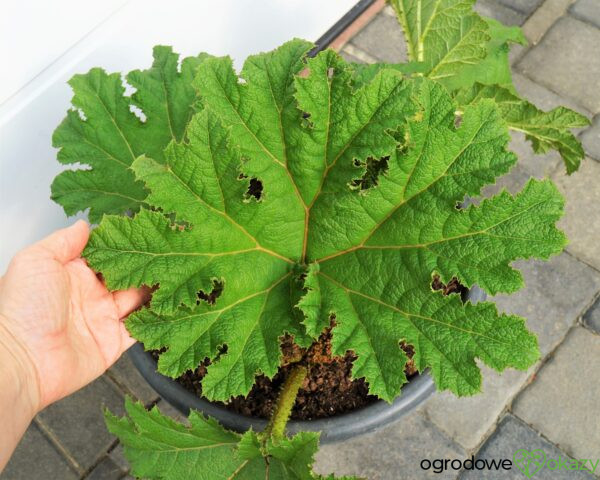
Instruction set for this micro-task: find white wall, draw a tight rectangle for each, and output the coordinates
[0,0,358,271]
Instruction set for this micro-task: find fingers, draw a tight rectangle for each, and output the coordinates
[36,220,90,264]
[113,286,152,319]
[119,321,136,352]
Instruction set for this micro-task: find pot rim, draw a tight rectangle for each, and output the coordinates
[128,343,435,443]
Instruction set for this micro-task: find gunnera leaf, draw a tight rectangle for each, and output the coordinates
[84,40,565,404]
[51,46,210,222]
[106,397,357,480]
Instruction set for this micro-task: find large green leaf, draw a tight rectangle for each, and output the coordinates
[456,84,590,173]
[51,46,208,222]
[106,398,355,480]
[85,42,564,404]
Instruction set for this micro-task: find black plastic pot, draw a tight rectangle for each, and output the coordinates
[128,286,486,444]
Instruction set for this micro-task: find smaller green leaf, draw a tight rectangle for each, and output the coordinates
[105,398,240,480]
[106,398,351,480]
[457,83,590,173]
[440,17,527,91]
[391,0,490,80]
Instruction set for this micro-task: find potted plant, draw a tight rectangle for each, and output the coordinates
[51,1,587,478]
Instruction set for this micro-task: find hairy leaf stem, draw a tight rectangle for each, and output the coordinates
[262,364,307,442]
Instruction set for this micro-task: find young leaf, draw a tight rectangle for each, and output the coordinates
[456,83,590,173]
[440,17,527,92]
[85,43,565,403]
[390,0,489,81]
[388,0,587,173]
[51,46,209,222]
[106,398,353,480]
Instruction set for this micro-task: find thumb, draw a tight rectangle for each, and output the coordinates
[36,220,90,263]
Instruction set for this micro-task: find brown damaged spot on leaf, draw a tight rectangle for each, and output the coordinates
[431,275,468,296]
[196,279,224,306]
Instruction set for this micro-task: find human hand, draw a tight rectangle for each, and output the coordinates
[0,220,148,414]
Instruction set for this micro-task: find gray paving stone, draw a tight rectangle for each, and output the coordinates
[570,0,600,29]
[343,43,377,64]
[497,0,545,16]
[552,158,600,270]
[107,352,160,406]
[509,43,528,66]
[422,366,529,451]
[517,17,600,113]
[512,72,592,118]
[513,327,600,461]
[508,130,562,178]
[580,115,600,161]
[108,444,130,474]
[0,423,78,480]
[492,253,600,356]
[480,164,536,201]
[521,0,573,44]
[155,398,189,424]
[36,376,125,472]
[86,456,124,480]
[479,132,561,202]
[339,48,364,64]
[583,295,600,334]
[475,0,526,26]
[314,413,465,479]
[459,414,597,479]
[350,12,408,63]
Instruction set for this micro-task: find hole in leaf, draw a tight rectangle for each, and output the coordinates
[350,156,389,191]
[122,75,136,96]
[301,111,313,128]
[196,279,224,306]
[327,67,335,79]
[129,105,147,122]
[298,67,310,78]
[399,341,418,376]
[431,275,467,297]
[212,344,228,363]
[244,178,263,201]
[75,108,87,121]
[454,113,463,128]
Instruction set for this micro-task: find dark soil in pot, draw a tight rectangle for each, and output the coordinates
[150,276,465,421]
